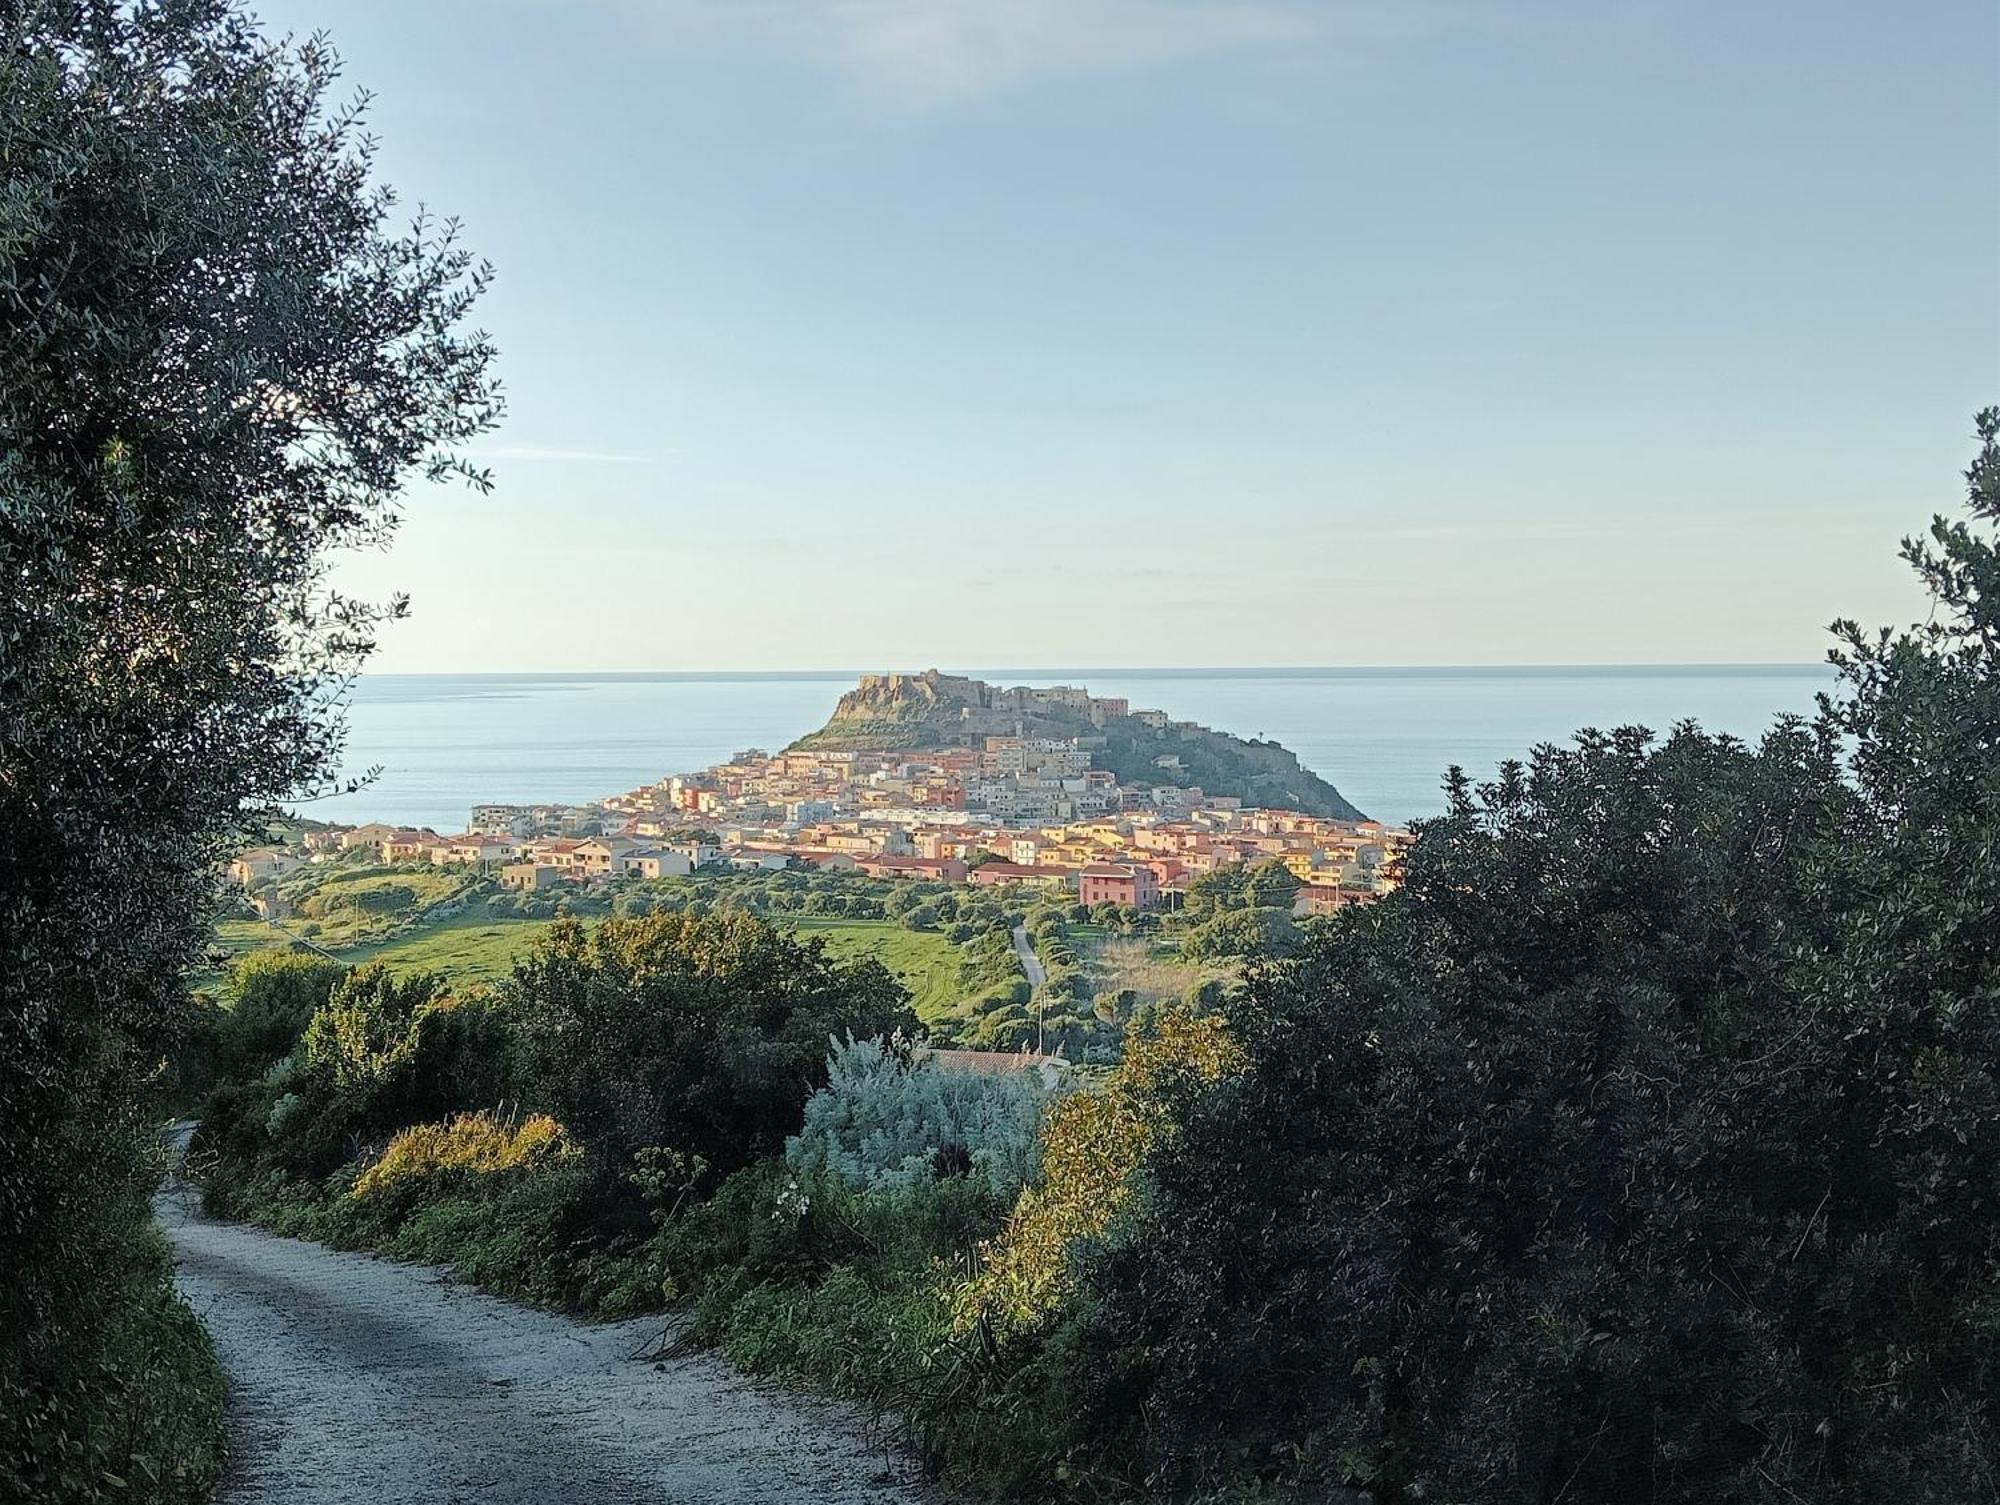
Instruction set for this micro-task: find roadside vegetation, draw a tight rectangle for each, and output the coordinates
[1,6,499,1500]
[10,5,1993,1499]
[186,418,2000,1500]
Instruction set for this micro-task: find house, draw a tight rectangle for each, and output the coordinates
[227,847,302,886]
[1078,862,1161,910]
[617,848,694,880]
[380,829,441,863]
[1295,884,1368,917]
[338,822,398,851]
[854,854,968,884]
[501,863,562,891]
[431,834,517,865]
[520,837,586,870]
[968,860,1069,889]
[669,840,721,869]
[469,804,532,838]
[572,836,642,876]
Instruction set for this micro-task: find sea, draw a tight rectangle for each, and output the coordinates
[296,665,1836,833]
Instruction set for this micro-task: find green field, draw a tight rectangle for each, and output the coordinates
[340,913,554,983]
[779,916,967,1022]
[213,908,971,1018]
[209,909,549,986]
[281,866,476,947]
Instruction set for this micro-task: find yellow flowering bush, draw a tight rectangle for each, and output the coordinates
[352,1111,571,1200]
[956,1009,1239,1338]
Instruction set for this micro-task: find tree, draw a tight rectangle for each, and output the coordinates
[1180,864,1249,922]
[1179,905,1300,961]
[1041,418,2000,1502]
[511,912,916,1178]
[203,949,347,1085]
[1242,858,1301,910]
[0,5,498,1495]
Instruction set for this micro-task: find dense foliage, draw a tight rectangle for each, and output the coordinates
[0,3,496,1497]
[197,910,924,1294]
[510,912,915,1177]
[182,417,1997,1503]
[1016,416,2000,1502]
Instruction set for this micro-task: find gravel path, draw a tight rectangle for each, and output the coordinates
[158,1192,937,1505]
[1010,925,1046,989]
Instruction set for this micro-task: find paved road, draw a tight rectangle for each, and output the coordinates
[160,1193,935,1505]
[1010,925,1046,989]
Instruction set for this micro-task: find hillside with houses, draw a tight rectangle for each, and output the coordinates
[788,670,1366,820]
[231,674,1405,925]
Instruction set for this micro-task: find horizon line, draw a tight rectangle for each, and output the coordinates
[353,661,1831,678]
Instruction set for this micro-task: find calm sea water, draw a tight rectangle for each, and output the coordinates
[297,666,1835,832]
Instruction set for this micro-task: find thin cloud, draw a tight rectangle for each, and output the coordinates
[1336,517,1881,543]
[620,0,1472,111]
[470,445,662,464]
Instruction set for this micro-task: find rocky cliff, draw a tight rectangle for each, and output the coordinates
[789,670,1367,821]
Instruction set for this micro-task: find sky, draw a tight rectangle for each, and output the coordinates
[263,0,2000,672]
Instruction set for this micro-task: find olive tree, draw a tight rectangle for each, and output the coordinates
[0,4,499,1495]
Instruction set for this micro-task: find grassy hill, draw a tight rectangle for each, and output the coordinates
[780,916,966,1022]
[212,903,971,1022]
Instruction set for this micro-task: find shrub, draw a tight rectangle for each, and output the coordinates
[352,1112,571,1200]
[300,881,416,918]
[219,950,347,1076]
[1061,436,2000,1505]
[511,911,915,1177]
[958,1009,1238,1340]
[1179,905,1300,961]
[200,969,520,1190]
[787,1035,1053,1196]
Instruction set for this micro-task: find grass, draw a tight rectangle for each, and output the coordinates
[208,906,552,990]
[1079,933,1233,1005]
[215,894,973,1015]
[283,866,473,947]
[211,917,284,962]
[340,911,554,983]
[779,916,967,1022]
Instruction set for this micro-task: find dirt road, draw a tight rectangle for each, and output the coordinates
[1010,925,1046,989]
[159,1193,935,1505]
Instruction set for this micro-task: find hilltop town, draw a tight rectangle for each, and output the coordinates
[235,675,1407,918]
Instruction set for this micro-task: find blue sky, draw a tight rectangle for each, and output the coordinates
[272,0,1999,671]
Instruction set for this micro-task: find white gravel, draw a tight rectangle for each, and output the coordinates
[158,1191,940,1505]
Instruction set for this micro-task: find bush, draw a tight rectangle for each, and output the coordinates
[1053,418,2000,1505]
[199,969,520,1192]
[352,1111,571,1200]
[959,1009,1238,1341]
[787,1035,1053,1196]
[511,911,915,1177]
[300,881,416,918]
[1179,905,1299,961]
[218,950,347,1077]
